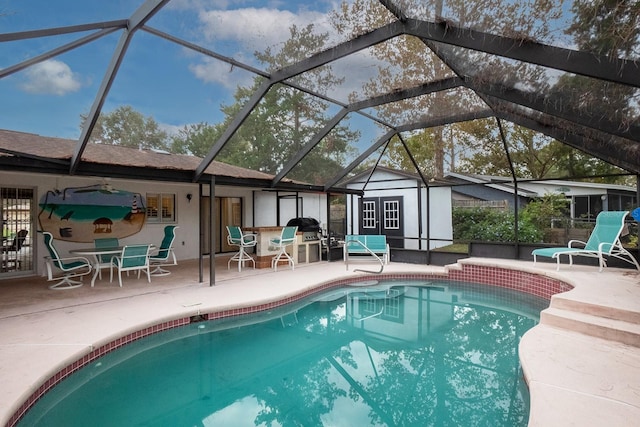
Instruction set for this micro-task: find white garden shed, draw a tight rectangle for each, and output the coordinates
[344,166,453,251]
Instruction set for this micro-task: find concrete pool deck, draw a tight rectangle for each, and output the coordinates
[0,257,639,426]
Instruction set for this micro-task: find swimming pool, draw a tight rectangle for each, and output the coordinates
[18,279,548,426]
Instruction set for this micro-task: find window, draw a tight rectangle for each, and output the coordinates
[358,289,403,323]
[1,187,34,273]
[384,200,400,230]
[362,200,376,229]
[146,193,176,223]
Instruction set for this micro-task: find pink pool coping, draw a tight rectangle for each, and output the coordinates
[2,258,639,427]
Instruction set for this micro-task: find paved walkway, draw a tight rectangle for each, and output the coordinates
[0,257,639,426]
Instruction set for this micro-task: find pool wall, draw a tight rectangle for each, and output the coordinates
[6,261,572,427]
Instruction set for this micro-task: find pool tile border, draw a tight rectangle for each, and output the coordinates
[6,263,571,427]
[6,318,190,427]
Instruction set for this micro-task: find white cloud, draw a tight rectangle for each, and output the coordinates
[185,3,379,102]
[187,6,331,88]
[20,60,83,95]
[189,58,254,89]
[198,7,328,53]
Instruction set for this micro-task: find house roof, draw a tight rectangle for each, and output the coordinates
[446,172,636,198]
[0,128,297,188]
[344,165,454,188]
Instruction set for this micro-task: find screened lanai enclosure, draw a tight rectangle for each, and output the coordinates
[1,0,639,261]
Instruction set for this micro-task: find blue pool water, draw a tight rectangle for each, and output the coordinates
[19,280,548,426]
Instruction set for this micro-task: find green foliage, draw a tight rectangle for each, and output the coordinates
[170,122,222,157]
[520,193,570,230]
[382,132,436,175]
[85,105,169,151]
[452,207,543,243]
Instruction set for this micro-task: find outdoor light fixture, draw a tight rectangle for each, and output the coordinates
[186,193,192,203]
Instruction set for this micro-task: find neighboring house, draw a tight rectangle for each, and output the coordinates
[0,129,333,279]
[343,166,453,250]
[446,172,637,221]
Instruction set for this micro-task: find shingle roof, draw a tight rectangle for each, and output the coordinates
[0,128,275,181]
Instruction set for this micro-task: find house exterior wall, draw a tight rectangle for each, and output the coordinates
[1,171,200,276]
[448,174,636,220]
[1,171,327,279]
[253,191,328,228]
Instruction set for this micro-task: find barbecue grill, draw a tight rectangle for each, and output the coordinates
[286,217,321,241]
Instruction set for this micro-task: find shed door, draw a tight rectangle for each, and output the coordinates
[360,196,404,248]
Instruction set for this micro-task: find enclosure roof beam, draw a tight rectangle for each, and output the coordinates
[349,77,464,111]
[272,108,350,187]
[0,20,128,42]
[496,108,640,174]
[193,79,273,181]
[470,81,640,142]
[70,0,171,175]
[0,28,121,79]
[142,26,270,78]
[396,109,494,133]
[402,18,640,88]
[272,77,464,187]
[271,21,405,82]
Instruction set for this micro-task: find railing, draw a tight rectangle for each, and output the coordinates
[344,238,384,274]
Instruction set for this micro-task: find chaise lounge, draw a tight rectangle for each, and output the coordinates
[532,210,640,272]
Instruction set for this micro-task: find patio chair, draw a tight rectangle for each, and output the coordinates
[532,210,640,272]
[110,244,152,287]
[149,225,179,276]
[270,226,298,271]
[226,225,256,271]
[42,231,92,290]
[94,237,119,281]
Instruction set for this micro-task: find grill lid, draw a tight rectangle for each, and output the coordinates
[286,217,321,232]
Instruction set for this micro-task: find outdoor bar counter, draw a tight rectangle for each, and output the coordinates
[243,226,291,268]
[243,226,321,268]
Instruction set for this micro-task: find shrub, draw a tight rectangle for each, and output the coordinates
[452,207,543,243]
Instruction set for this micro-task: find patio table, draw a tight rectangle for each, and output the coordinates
[70,245,154,287]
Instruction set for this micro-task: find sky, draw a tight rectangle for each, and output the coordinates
[0,0,349,139]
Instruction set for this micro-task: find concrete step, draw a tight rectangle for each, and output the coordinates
[551,293,640,325]
[541,307,640,347]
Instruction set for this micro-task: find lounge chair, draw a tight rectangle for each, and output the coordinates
[42,231,92,289]
[226,226,256,271]
[270,226,298,271]
[532,210,640,272]
[149,225,179,276]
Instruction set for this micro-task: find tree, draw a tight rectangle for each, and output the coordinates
[170,122,223,157]
[84,105,169,151]
[540,1,640,184]
[458,121,568,179]
[382,132,437,175]
[550,144,629,183]
[520,193,570,231]
[211,24,359,184]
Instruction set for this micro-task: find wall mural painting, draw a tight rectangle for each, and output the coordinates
[38,184,146,243]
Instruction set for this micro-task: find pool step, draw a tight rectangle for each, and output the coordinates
[540,307,640,347]
[550,294,640,325]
